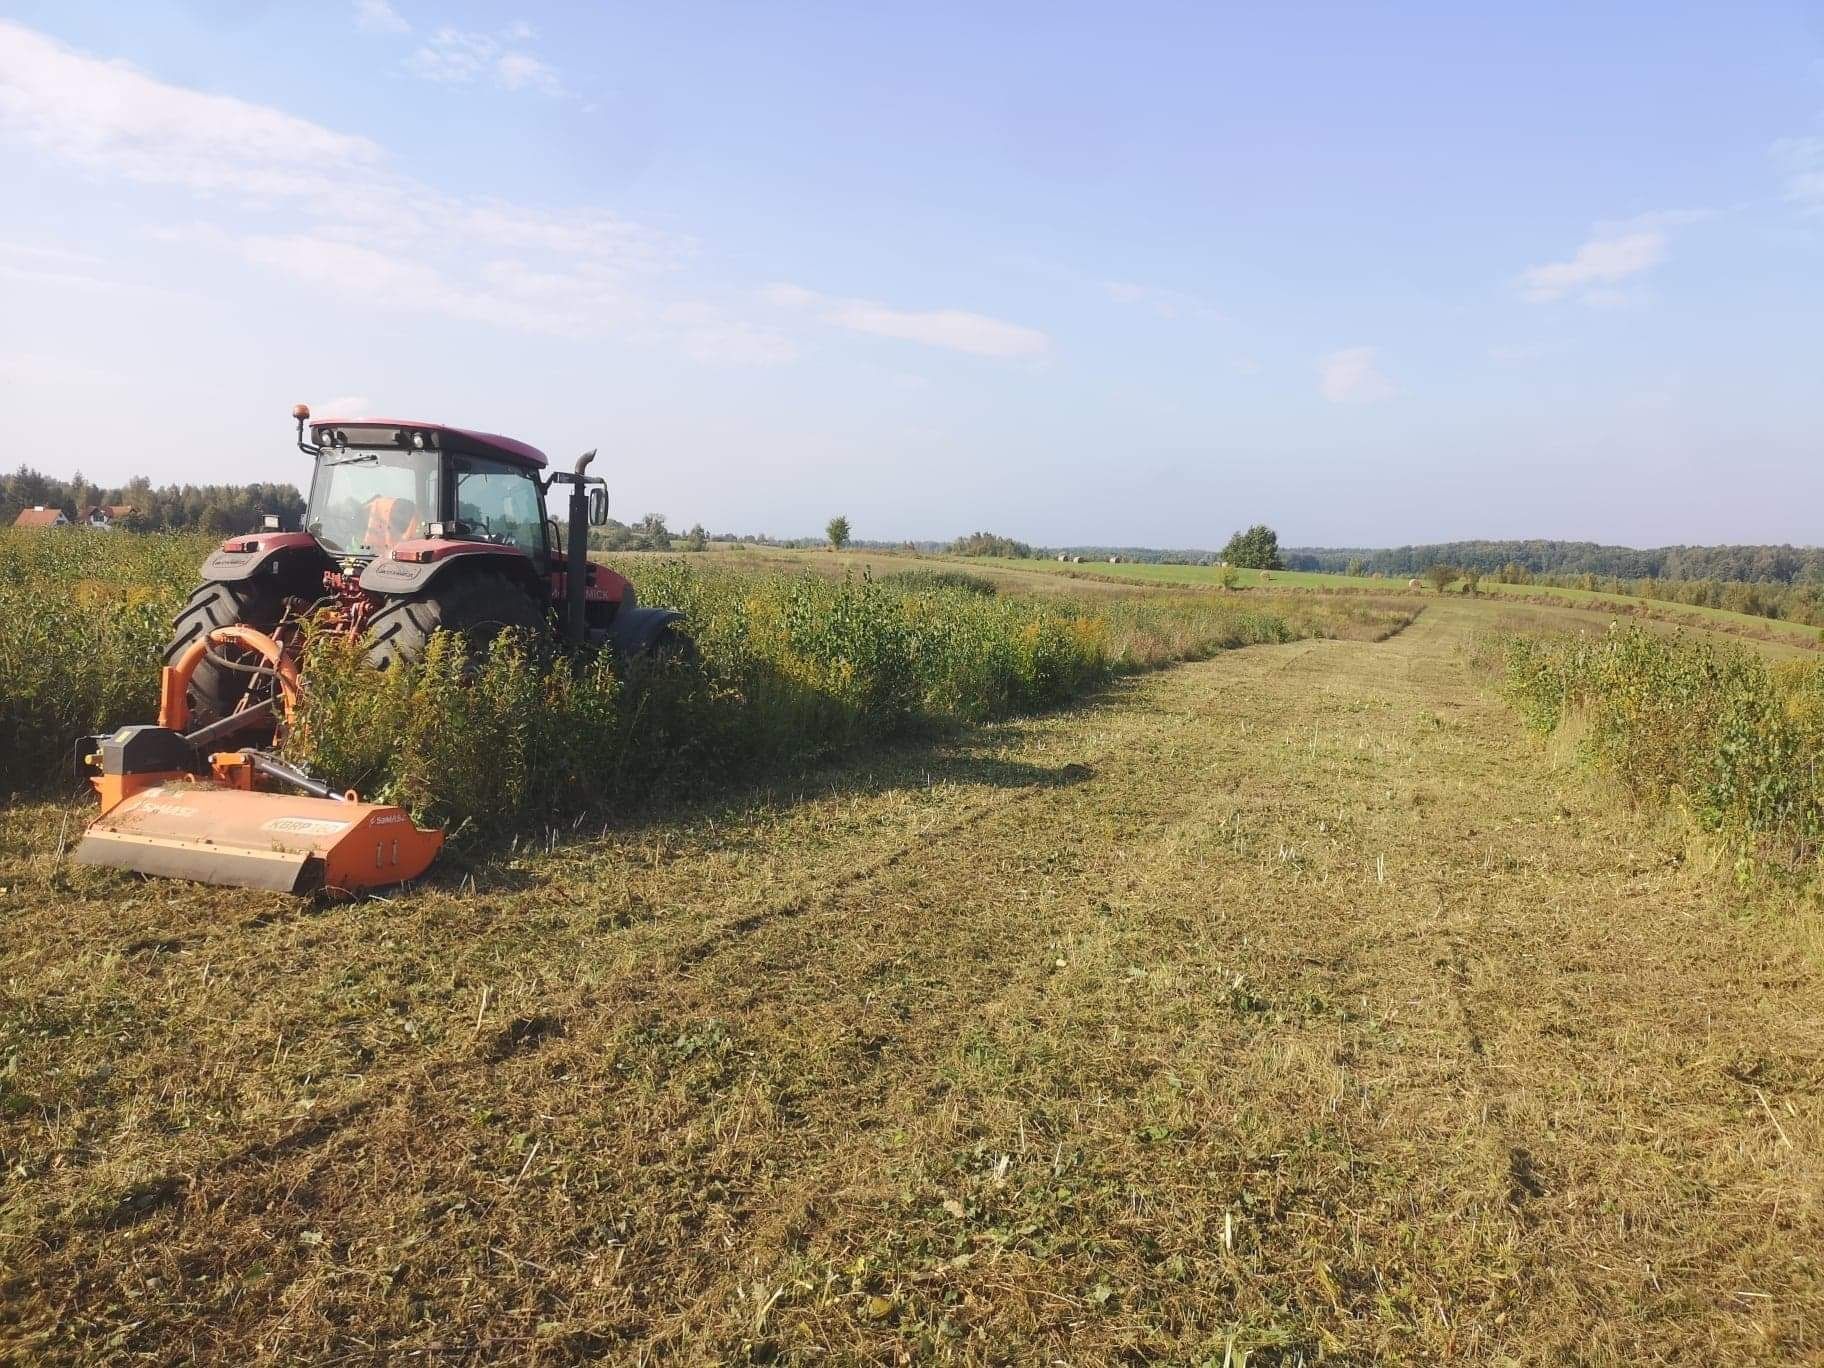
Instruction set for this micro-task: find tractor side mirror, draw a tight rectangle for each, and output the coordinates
[588,488,610,526]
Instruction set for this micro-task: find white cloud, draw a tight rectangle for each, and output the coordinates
[1319,347,1394,403]
[1773,136,1824,212]
[495,52,562,96]
[354,0,410,35]
[1518,212,1709,304]
[1100,280,1211,319]
[0,260,118,291]
[0,239,102,267]
[0,238,119,290]
[1488,342,1556,363]
[458,201,676,265]
[829,303,1048,358]
[405,28,493,82]
[231,230,631,336]
[0,20,383,199]
[1519,230,1665,303]
[406,27,563,97]
[765,283,1049,359]
[662,305,797,365]
[0,21,786,364]
[760,283,819,309]
[0,350,113,386]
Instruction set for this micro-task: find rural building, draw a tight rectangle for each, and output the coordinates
[82,504,137,528]
[12,505,69,528]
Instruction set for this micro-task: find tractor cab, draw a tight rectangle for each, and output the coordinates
[302,419,560,568]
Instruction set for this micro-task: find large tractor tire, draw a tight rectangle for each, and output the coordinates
[364,572,548,672]
[162,579,289,726]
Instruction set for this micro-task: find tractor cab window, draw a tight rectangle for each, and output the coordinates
[307,449,437,556]
[451,457,546,565]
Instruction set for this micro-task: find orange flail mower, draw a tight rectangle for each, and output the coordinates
[75,624,443,894]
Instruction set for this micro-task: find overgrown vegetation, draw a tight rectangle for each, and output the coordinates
[880,568,999,597]
[1495,566,1824,630]
[0,530,1410,830]
[1492,623,1824,881]
[0,532,203,789]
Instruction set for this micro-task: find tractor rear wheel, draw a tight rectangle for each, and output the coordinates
[364,572,547,672]
[162,579,289,726]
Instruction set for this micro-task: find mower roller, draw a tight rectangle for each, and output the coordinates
[72,405,691,895]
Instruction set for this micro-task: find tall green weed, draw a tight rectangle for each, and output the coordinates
[1495,624,1824,878]
[1,531,1412,841]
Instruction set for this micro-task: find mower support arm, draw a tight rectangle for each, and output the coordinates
[240,751,349,801]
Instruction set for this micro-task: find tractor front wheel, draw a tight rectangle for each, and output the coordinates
[363,572,547,672]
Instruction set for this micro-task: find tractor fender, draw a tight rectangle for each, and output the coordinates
[610,605,685,658]
[358,541,540,597]
[199,532,334,586]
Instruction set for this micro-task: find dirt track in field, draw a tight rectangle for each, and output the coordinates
[3,601,1820,1363]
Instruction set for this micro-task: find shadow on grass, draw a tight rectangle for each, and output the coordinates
[423,677,1130,896]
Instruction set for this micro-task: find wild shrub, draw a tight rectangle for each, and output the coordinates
[278,566,1124,834]
[0,531,207,791]
[285,630,629,838]
[1495,624,1824,878]
[880,568,998,597]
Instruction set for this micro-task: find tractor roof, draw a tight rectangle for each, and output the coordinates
[309,419,548,470]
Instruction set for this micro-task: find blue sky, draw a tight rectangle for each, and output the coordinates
[1,2,1820,546]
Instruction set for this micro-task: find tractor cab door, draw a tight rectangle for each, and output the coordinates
[448,456,549,571]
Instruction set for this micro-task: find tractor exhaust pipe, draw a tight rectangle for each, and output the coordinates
[566,449,596,645]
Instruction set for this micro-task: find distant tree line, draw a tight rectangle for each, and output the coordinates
[1288,539,1824,585]
[587,514,711,552]
[1513,570,1824,629]
[951,531,1033,558]
[2,465,304,533]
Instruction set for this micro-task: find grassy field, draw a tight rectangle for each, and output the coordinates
[912,552,1824,650]
[675,543,1824,656]
[3,540,1822,1361]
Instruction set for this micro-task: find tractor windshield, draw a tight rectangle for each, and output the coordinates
[305,449,440,556]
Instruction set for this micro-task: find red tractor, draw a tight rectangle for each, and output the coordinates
[166,405,689,726]
[71,407,691,894]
